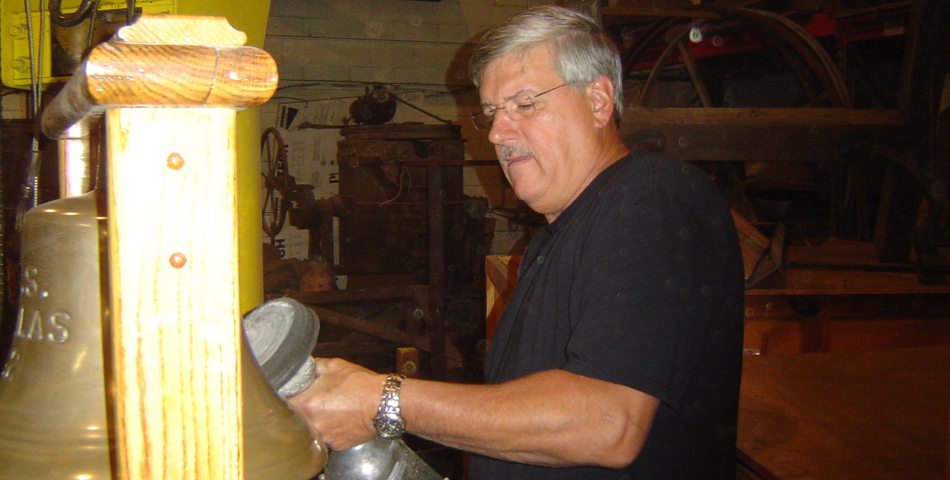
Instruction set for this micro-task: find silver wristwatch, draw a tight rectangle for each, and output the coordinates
[373,374,406,439]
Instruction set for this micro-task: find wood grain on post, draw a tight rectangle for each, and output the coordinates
[40,15,279,480]
[105,107,243,480]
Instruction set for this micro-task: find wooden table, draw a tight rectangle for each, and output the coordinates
[737,346,950,479]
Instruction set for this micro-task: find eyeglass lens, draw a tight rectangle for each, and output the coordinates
[470,83,566,131]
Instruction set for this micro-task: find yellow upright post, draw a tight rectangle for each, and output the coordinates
[179,0,274,314]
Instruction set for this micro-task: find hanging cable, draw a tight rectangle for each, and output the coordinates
[17,0,47,230]
[33,0,46,209]
[379,167,412,206]
[23,0,41,211]
[23,0,38,116]
[85,0,101,49]
[49,0,95,27]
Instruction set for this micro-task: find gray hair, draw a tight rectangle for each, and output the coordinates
[469,5,624,120]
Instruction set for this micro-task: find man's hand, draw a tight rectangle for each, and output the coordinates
[287,357,385,450]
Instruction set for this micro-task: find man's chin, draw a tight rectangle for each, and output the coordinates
[512,188,542,211]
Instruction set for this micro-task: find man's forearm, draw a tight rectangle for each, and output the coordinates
[401,369,658,468]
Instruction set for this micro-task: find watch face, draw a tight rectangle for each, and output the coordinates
[374,413,406,439]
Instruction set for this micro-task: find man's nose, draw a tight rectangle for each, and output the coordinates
[488,109,518,145]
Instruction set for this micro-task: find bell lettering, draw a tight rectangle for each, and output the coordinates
[15,308,70,344]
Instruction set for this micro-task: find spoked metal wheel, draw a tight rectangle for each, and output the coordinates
[260,127,292,240]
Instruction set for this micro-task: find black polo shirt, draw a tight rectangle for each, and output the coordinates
[469,152,744,480]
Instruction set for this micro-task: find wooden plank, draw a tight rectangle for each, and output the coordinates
[737,346,950,479]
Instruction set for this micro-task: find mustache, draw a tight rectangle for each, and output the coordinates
[498,146,534,163]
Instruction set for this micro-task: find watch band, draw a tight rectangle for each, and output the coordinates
[373,374,406,438]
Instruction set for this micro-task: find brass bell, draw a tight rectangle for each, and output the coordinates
[0,193,326,479]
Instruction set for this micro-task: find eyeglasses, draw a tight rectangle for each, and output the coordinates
[470,83,568,131]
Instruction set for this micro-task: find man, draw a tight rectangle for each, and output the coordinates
[289,6,744,479]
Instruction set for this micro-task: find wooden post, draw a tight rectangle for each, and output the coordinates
[105,106,245,479]
[41,15,278,480]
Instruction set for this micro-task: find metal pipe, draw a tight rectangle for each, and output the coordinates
[57,119,95,198]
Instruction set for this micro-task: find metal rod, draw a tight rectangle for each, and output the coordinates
[394,96,453,125]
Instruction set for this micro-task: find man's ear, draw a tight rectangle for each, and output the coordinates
[588,75,615,128]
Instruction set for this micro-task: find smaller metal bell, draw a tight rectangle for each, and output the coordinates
[243,297,447,480]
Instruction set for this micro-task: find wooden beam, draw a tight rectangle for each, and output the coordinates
[602,5,724,21]
[621,107,905,162]
[623,107,904,127]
